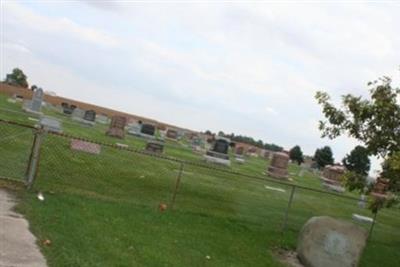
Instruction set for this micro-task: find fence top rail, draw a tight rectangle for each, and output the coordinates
[0,118,366,203]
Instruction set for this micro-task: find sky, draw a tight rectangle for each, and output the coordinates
[1,1,400,174]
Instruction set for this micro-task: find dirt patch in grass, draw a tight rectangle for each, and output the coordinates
[274,249,304,267]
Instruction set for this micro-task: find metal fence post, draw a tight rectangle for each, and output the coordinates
[367,211,378,241]
[25,128,44,189]
[170,162,184,210]
[282,185,296,232]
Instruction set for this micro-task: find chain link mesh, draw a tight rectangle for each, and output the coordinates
[0,119,399,266]
[0,121,34,181]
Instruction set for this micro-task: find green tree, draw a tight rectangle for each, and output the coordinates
[341,146,371,192]
[315,76,399,158]
[313,146,334,169]
[381,151,400,195]
[315,75,400,209]
[4,68,28,88]
[289,145,304,165]
[342,146,370,176]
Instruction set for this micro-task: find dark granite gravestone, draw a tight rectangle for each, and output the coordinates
[106,116,126,139]
[141,124,155,136]
[204,137,231,165]
[61,103,76,115]
[145,141,164,153]
[212,139,229,154]
[83,110,96,122]
[166,129,178,139]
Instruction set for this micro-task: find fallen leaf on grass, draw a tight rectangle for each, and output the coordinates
[159,203,168,212]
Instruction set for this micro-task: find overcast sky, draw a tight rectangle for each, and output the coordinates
[1,1,399,174]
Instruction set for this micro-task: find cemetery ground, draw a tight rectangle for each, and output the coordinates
[0,94,399,267]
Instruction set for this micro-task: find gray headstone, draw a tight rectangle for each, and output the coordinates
[127,123,142,136]
[39,116,62,133]
[95,114,109,124]
[72,108,85,119]
[30,88,44,112]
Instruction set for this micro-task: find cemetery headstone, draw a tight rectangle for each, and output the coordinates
[82,110,96,126]
[145,141,164,153]
[23,88,44,115]
[95,114,109,124]
[204,137,231,166]
[321,165,345,193]
[166,129,178,140]
[71,108,85,121]
[141,124,156,137]
[83,110,96,122]
[39,116,62,133]
[127,123,142,136]
[61,103,76,115]
[263,150,271,159]
[70,139,101,154]
[106,116,126,139]
[267,152,289,179]
[15,95,24,102]
[371,177,390,199]
[30,88,44,113]
[235,146,244,155]
[358,194,366,209]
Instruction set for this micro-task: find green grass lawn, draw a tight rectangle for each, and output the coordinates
[1,94,399,266]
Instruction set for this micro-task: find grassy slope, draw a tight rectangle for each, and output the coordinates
[0,94,399,266]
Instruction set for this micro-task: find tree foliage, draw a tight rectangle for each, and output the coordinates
[313,146,334,169]
[381,151,400,194]
[4,68,29,88]
[342,146,370,176]
[315,75,400,208]
[289,145,304,165]
[315,77,400,158]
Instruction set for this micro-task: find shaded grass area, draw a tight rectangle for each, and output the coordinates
[1,93,400,266]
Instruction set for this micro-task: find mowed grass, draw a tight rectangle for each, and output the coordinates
[1,94,399,266]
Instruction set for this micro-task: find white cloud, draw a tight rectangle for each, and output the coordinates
[2,42,31,54]
[2,2,399,175]
[3,2,119,47]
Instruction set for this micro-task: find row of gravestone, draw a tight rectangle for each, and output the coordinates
[106,116,164,153]
[20,89,297,178]
[21,89,99,125]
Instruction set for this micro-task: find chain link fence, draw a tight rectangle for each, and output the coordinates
[0,118,399,266]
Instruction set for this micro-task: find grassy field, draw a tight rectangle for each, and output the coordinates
[0,94,399,267]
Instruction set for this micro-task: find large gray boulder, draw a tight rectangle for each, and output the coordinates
[297,216,367,267]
